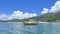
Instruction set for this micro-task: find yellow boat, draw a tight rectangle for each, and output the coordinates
[23,19,38,25]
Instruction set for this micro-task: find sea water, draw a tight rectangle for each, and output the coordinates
[0,22,60,34]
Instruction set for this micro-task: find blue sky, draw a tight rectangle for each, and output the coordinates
[0,0,60,20]
[0,0,57,15]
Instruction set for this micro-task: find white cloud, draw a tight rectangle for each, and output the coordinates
[0,14,8,20]
[41,8,49,14]
[49,1,60,13]
[41,1,60,14]
[24,13,37,18]
[0,11,37,20]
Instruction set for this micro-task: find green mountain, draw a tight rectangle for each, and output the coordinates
[0,12,60,22]
[27,12,60,22]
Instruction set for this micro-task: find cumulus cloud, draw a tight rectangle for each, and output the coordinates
[41,1,60,14]
[41,8,49,14]
[49,1,60,13]
[0,11,37,20]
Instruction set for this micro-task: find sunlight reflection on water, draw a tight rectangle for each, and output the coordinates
[0,23,60,34]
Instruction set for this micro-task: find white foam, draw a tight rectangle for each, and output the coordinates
[39,22,49,23]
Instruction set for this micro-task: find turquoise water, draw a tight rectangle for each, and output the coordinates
[0,23,60,34]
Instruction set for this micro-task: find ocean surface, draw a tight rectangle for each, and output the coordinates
[0,22,60,34]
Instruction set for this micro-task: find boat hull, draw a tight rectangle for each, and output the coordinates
[24,23,37,25]
[23,22,38,25]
